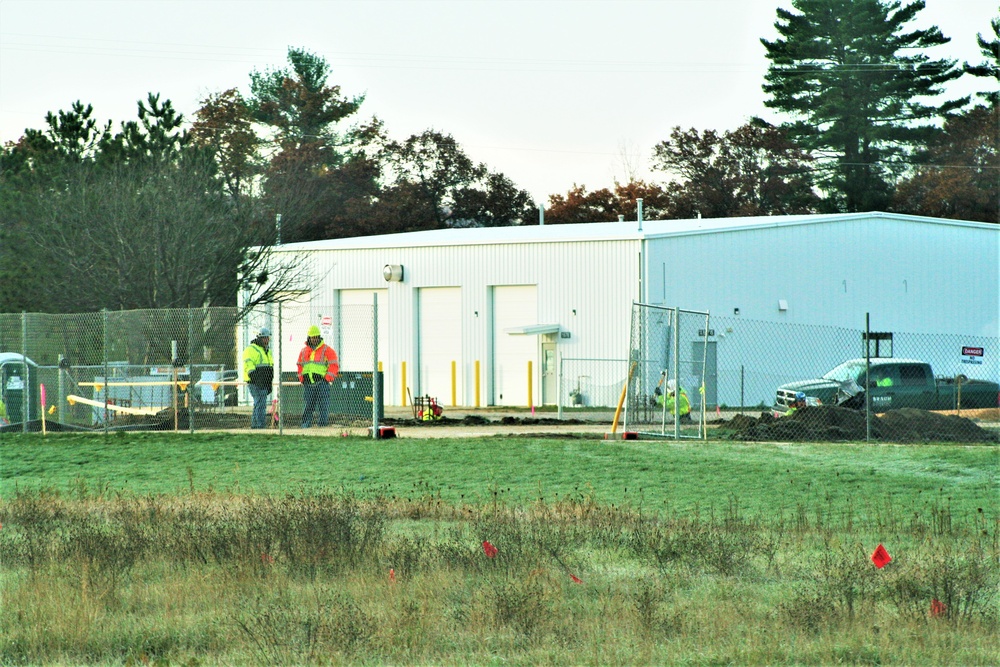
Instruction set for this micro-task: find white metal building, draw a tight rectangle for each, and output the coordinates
[259,211,999,408]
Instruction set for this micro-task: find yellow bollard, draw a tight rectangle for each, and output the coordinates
[527,360,533,410]
[401,361,407,406]
[451,360,457,407]
[475,361,481,408]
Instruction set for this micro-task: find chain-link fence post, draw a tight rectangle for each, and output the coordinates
[102,309,109,436]
[277,301,284,436]
[20,312,27,433]
[188,307,195,434]
[372,292,379,439]
[864,313,871,443]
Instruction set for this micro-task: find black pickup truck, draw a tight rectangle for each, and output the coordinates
[775,358,1000,412]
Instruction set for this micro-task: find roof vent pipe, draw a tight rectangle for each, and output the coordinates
[538,204,544,226]
[618,215,624,222]
[637,198,643,232]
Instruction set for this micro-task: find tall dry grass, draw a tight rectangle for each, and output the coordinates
[0,488,997,665]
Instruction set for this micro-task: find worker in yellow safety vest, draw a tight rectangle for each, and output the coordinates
[655,379,692,422]
[242,327,274,429]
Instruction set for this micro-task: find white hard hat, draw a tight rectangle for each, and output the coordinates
[666,379,677,393]
[257,326,271,338]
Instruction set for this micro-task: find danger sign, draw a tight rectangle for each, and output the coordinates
[961,346,984,365]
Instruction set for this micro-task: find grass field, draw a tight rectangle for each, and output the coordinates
[1,432,997,665]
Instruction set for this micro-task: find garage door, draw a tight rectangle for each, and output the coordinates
[418,287,462,404]
[493,285,537,406]
[339,289,387,372]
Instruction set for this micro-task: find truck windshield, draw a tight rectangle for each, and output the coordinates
[822,361,866,383]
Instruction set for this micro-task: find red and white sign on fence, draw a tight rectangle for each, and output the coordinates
[961,346,984,365]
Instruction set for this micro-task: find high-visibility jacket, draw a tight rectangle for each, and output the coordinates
[242,343,274,388]
[656,387,691,416]
[297,340,339,383]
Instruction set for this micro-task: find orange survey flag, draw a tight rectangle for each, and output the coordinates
[871,543,891,568]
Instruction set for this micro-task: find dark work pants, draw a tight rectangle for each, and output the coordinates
[249,385,271,429]
[301,380,330,428]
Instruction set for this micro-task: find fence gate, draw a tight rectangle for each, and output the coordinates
[623,303,710,439]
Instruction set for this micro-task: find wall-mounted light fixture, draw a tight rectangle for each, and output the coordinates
[383,264,404,282]
[733,307,740,316]
[778,299,788,311]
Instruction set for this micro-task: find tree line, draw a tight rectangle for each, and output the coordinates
[1,0,996,313]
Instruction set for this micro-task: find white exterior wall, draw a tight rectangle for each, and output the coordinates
[276,239,639,406]
[263,213,997,409]
[642,214,999,337]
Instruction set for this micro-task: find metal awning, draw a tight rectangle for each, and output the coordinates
[503,324,561,336]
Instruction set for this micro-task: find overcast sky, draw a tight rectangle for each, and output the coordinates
[1,0,996,203]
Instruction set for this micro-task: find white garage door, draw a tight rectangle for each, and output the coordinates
[339,289,387,372]
[493,285,537,406]
[418,287,462,404]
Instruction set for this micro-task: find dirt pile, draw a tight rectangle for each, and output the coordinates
[724,406,998,443]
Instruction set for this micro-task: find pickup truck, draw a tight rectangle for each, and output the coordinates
[775,358,1000,413]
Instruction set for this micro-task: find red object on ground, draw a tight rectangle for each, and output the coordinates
[389,568,396,583]
[482,540,498,558]
[569,574,583,584]
[931,598,946,617]
[871,543,892,568]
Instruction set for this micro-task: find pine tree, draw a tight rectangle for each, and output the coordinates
[965,12,1000,104]
[762,0,966,212]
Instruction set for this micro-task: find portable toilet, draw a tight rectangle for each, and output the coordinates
[0,353,39,424]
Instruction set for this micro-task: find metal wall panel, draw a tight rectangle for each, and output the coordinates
[276,240,639,406]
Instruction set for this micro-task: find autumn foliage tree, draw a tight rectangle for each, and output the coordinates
[371,130,535,231]
[891,104,998,223]
[544,181,670,224]
[651,121,819,218]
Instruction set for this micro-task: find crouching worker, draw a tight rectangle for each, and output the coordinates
[785,391,807,416]
[242,327,274,429]
[655,379,692,422]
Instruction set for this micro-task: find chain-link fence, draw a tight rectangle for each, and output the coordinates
[622,304,711,439]
[0,306,380,435]
[624,308,999,442]
[557,358,629,412]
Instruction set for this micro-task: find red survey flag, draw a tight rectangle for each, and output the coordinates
[389,568,396,583]
[871,543,892,568]
[930,598,946,617]
[482,540,498,558]
[569,574,583,584]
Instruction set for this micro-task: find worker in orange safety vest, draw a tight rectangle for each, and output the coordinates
[297,325,340,428]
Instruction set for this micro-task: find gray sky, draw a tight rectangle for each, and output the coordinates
[1,0,996,203]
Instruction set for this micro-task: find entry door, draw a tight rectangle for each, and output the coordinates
[541,341,557,405]
[492,285,537,406]
[691,341,718,408]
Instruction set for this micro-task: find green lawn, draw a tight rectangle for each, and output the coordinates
[2,432,996,522]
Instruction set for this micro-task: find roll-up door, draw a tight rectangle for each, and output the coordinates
[418,287,462,404]
[492,285,537,406]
